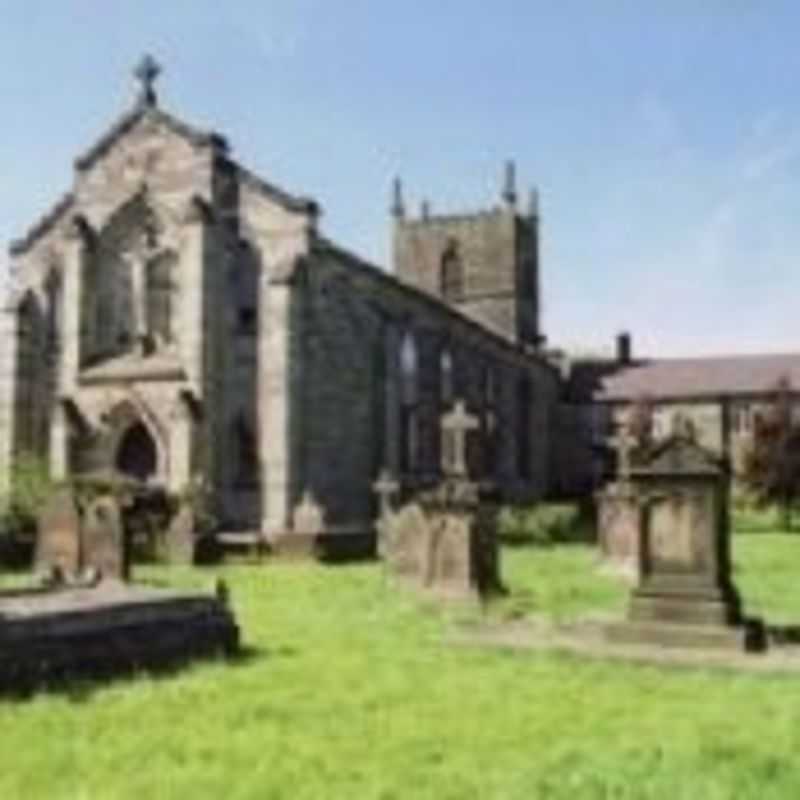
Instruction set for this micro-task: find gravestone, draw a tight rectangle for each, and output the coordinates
[441,400,480,479]
[35,488,81,580]
[384,503,431,581]
[596,483,640,575]
[606,430,764,651]
[372,469,400,558]
[596,416,644,574]
[379,399,503,601]
[165,502,195,565]
[292,491,325,537]
[273,490,326,558]
[82,494,128,581]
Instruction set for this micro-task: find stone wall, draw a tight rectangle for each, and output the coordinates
[393,205,539,346]
[268,241,559,546]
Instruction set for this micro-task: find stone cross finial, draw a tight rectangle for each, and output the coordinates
[134,54,161,107]
[372,468,400,517]
[441,400,480,478]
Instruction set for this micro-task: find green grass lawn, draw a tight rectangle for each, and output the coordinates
[4,533,800,799]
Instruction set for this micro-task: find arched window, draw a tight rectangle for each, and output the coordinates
[517,375,532,480]
[229,251,258,336]
[400,331,418,406]
[145,251,175,347]
[14,292,46,455]
[44,269,62,352]
[440,348,454,407]
[232,412,259,486]
[440,238,464,302]
[482,366,498,476]
[116,422,157,482]
[399,331,419,473]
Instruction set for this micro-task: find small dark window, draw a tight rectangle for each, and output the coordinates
[440,239,463,302]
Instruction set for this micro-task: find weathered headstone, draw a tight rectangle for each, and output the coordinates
[272,490,327,558]
[596,482,640,576]
[606,431,764,651]
[381,399,503,601]
[384,503,431,581]
[82,494,127,581]
[373,469,401,519]
[35,488,81,580]
[292,491,325,536]
[372,468,400,558]
[165,502,195,565]
[597,416,648,575]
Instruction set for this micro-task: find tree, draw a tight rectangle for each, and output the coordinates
[0,452,54,538]
[741,376,800,530]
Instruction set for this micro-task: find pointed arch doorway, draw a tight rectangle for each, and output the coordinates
[115,422,158,482]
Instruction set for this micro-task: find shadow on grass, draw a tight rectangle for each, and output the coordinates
[765,624,800,646]
[0,642,291,705]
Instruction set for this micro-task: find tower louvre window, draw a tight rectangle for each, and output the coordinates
[439,239,463,302]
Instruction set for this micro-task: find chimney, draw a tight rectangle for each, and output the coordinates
[616,331,632,364]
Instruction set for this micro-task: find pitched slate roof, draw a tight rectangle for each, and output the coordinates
[595,353,800,401]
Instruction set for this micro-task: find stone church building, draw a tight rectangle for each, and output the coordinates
[0,59,561,554]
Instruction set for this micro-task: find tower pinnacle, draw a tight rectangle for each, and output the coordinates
[391,177,405,219]
[502,160,517,208]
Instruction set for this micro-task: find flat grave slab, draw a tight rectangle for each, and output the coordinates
[0,581,239,694]
[450,616,800,674]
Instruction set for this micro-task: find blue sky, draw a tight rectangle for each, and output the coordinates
[2,1,800,356]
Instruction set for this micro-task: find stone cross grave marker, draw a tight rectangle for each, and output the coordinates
[610,421,639,480]
[372,468,400,518]
[441,400,480,479]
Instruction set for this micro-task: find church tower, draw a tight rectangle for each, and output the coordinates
[391,162,541,348]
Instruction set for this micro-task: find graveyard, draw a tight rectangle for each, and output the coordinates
[5,9,800,798]
[2,527,800,799]
[2,400,800,798]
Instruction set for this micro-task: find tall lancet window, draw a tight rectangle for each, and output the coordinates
[517,375,532,480]
[232,411,259,487]
[440,348,454,407]
[145,251,175,348]
[15,292,45,456]
[399,330,419,474]
[482,365,498,476]
[440,238,464,302]
[44,268,62,353]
